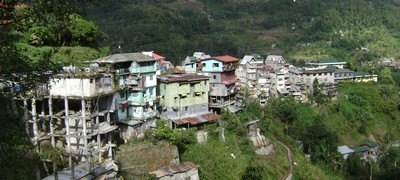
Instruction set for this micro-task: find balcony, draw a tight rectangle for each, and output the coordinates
[128,96,156,105]
[129,66,156,74]
[131,111,157,120]
[209,99,235,108]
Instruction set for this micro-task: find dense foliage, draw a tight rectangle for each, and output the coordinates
[81,0,400,65]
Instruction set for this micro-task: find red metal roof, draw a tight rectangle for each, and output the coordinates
[152,53,165,60]
[204,55,240,63]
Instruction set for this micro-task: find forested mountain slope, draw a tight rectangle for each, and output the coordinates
[82,0,400,65]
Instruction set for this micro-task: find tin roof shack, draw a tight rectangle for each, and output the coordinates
[92,53,158,140]
[151,162,199,180]
[158,73,219,128]
[351,141,379,162]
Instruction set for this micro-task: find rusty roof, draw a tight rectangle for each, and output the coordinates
[158,73,210,83]
[172,112,219,126]
[201,113,219,121]
[203,55,240,63]
[221,78,238,85]
[151,162,199,178]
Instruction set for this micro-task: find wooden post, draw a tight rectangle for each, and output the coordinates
[23,99,29,134]
[48,97,58,180]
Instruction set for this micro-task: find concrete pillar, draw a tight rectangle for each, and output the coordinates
[96,100,101,163]
[64,84,75,179]
[81,98,89,171]
[48,97,58,180]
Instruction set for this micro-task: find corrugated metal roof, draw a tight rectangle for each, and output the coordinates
[172,112,219,126]
[221,78,238,85]
[92,53,156,64]
[151,162,199,178]
[158,73,210,83]
[338,145,355,155]
[203,55,240,63]
[201,113,219,121]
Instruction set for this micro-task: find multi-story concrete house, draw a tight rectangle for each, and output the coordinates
[157,73,218,128]
[333,68,354,83]
[289,67,335,94]
[93,53,157,139]
[199,55,241,113]
[265,55,285,70]
[236,54,264,88]
[270,71,289,97]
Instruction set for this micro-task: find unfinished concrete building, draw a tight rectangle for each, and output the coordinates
[21,70,118,179]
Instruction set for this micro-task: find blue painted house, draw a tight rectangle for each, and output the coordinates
[199,55,241,113]
[93,53,157,139]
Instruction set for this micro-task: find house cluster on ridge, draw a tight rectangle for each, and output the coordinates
[9,50,380,179]
[236,55,378,105]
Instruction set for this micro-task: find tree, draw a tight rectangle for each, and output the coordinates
[0,0,55,89]
[302,119,339,164]
[379,67,395,85]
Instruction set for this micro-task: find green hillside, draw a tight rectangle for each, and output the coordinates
[82,0,400,65]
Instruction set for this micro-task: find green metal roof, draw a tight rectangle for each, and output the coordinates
[318,58,338,63]
[365,141,378,148]
[353,72,372,76]
[351,146,369,153]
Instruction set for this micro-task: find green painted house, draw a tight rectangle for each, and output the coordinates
[158,73,218,128]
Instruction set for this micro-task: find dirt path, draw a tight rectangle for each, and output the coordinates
[277,141,294,180]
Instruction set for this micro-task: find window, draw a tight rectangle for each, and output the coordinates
[202,63,206,67]
[185,106,188,111]
[213,63,219,67]
[120,92,125,98]
[164,84,166,90]
[150,75,154,80]
[213,75,217,79]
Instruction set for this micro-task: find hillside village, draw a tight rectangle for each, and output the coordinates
[3,50,385,179]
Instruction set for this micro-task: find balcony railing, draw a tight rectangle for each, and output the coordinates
[129,66,156,74]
